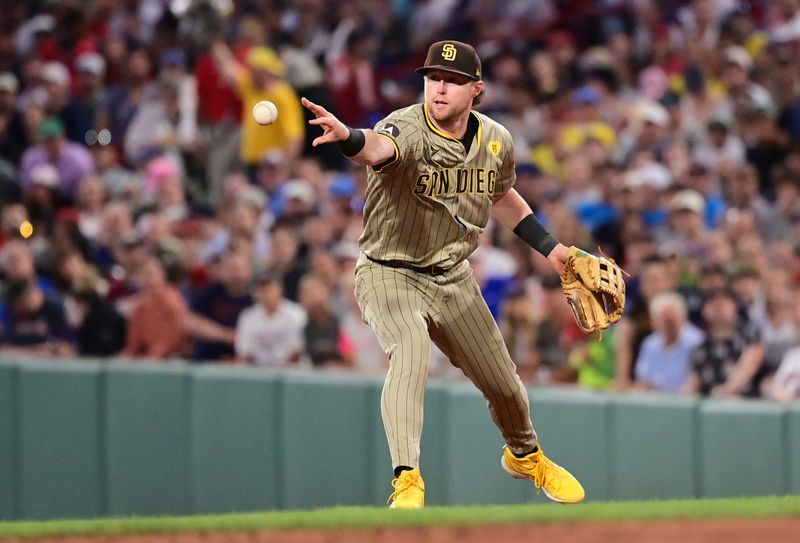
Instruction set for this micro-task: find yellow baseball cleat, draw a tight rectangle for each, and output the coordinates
[501,445,585,504]
[388,468,425,509]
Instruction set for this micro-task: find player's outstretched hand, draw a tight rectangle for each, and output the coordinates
[301,97,350,147]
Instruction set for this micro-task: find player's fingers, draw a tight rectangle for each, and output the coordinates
[301,97,328,117]
[308,117,331,127]
[312,133,339,147]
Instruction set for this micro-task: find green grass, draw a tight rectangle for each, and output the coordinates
[1,496,799,539]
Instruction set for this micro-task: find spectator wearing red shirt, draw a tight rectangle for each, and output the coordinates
[326,30,379,128]
[194,29,250,204]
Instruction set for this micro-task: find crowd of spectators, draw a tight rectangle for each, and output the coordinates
[0,0,799,401]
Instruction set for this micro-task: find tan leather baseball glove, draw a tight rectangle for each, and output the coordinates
[560,246,626,333]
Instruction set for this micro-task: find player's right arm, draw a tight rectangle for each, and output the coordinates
[301,97,396,166]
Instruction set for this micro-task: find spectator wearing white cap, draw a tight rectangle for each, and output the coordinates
[615,100,671,164]
[279,179,316,223]
[657,189,711,257]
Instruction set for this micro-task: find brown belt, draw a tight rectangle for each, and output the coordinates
[366,255,450,276]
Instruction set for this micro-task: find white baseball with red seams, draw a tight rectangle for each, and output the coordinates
[252,100,278,125]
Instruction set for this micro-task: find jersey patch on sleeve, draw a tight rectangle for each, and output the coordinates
[377,122,400,138]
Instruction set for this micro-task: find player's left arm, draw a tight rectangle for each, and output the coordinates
[491,188,568,274]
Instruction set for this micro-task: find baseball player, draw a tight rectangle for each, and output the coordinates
[302,40,584,509]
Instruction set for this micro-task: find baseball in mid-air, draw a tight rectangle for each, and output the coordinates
[253,100,278,125]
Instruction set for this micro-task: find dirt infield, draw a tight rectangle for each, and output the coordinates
[7,518,800,543]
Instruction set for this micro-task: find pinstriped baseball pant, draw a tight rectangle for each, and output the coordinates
[354,257,538,470]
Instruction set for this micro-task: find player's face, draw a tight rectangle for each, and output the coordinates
[424,70,481,124]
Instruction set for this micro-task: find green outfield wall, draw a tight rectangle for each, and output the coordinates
[0,358,797,520]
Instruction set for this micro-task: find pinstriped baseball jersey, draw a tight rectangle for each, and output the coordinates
[359,103,516,268]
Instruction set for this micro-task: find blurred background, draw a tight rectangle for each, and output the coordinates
[0,0,799,402]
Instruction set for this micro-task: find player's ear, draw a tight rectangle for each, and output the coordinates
[472,81,484,97]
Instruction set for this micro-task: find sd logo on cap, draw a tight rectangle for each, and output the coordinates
[416,41,482,81]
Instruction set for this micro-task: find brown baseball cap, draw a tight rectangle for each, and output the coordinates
[416,40,482,81]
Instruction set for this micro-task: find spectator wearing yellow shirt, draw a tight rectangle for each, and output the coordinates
[557,86,616,153]
[211,40,304,170]
[529,86,616,179]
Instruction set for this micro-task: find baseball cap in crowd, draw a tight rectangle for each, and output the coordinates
[282,179,314,204]
[601,16,627,41]
[330,174,356,198]
[75,52,106,76]
[624,163,672,190]
[416,40,482,81]
[573,86,600,105]
[0,72,19,94]
[40,61,70,87]
[640,101,669,127]
[37,117,65,140]
[669,189,705,214]
[161,49,187,70]
[516,163,541,177]
[259,149,286,168]
[237,185,267,210]
[246,47,285,77]
[723,46,753,72]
